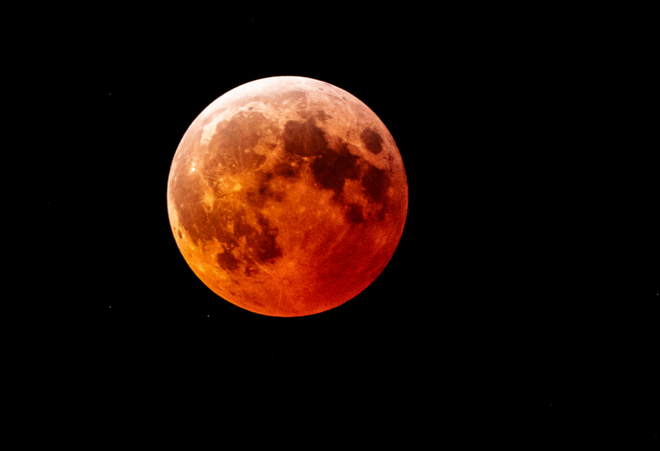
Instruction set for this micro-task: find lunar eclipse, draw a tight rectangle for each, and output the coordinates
[167,76,408,317]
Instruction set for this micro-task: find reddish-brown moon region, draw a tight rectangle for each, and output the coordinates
[167,76,408,317]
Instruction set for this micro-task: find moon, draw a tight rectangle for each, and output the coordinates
[167,76,408,317]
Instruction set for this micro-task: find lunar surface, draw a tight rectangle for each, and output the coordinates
[167,76,408,316]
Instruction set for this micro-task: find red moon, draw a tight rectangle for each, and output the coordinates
[167,76,408,317]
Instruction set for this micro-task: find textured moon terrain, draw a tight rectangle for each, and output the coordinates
[167,76,408,317]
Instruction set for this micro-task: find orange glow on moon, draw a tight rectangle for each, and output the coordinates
[167,76,408,317]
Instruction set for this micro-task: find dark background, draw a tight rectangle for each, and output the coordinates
[33,6,657,445]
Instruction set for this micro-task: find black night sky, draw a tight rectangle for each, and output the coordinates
[35,6,657,445]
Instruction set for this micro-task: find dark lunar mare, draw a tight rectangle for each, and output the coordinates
[171,102,394,276]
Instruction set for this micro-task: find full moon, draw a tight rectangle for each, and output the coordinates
[167,76,408,317]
